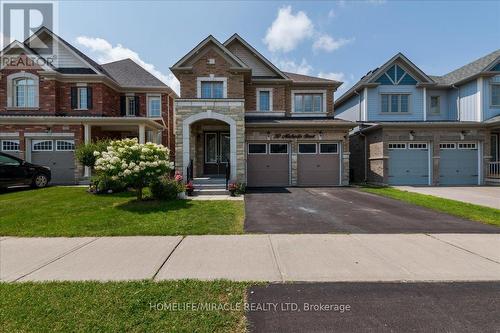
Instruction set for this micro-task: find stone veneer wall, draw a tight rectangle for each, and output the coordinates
[175,100,246,182]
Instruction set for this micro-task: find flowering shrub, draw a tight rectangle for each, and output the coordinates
[150,176,185,201]
[93,138,173,200]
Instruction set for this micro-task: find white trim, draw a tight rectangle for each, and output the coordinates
[423,87,427,121]
[31,140,53,151]
[362,88,368,121]
[408,142,428,149]
[197,77,228,98]
[291,90,327,115]
[24,132,75,138]
[7,72,39,108]
[478,141,482,185]
[247,143,268,155]
[1,139,20,152]
[298,143,317,154]
[388,143,407,150]
[147,94,162,118]
[380,93,412,114]
[489,81,500,107]
[439,143,456,149]
[477,77,483,121]
[256,88,273,112]
[319,142,339,154]
[457,142,477,150]
[0,132,19,137]
[428,141,432,186]
[182,111,237,181]
[245,111,285,117]
[55,139,75,151]
[269,143,288,155]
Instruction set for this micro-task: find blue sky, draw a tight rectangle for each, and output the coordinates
[55,0,500,95]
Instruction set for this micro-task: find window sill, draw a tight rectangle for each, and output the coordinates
[291,112,327,117]
[246,111,285,117]
[6,107,40,111]
[378,112,413,115]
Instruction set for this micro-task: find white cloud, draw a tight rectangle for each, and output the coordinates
[263,6,314,53]
[276,58,312,75]
[318,71,351,96]
[366,0,387,4]
[313,35,353,52]
[75,36,180,94]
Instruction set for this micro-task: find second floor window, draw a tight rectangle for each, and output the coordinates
[127,96,137,116]
[78,87,88,109]
[491,83,500,107]
[14,78,36,107]
[201,81,223,98]
[148,96,161,117]
[381,94,410,113]
[430,96,440,114]
[71,86,93,110]
[294,94,323,113]
[258,90,271,111]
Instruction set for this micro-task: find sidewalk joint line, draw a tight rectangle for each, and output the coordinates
[425,234,500,265]
[268,235,285,282]
[152,236,185,281]
[12,237,101,282]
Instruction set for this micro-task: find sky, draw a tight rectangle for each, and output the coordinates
[49,1,500,95]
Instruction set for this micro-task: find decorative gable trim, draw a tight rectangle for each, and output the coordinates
[375,64,418,85]
[223,34,288,79]
[484,57,500,72]
[369,53,434,85]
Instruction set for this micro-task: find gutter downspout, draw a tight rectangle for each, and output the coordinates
[452,85,460,121]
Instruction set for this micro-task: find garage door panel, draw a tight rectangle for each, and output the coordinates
[247,153,289,187]
[297,151,340,186]
[388,149,429,185]
[440,149,478,185]
[31,139,76,185]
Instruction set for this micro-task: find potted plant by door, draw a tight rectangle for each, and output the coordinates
[185,181,194,196]
[228,182,238,197]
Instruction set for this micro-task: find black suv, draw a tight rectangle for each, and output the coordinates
[0,152,51,189]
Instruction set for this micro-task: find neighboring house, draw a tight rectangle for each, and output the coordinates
[0,27,176,184]
[170,34,354,187]
[335,51,500,186]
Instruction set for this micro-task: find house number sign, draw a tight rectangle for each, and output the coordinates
[273,133,316,139]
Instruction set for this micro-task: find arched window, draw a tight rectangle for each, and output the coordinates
[14,78,36,107]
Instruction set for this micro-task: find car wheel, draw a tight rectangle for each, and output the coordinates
[32,174,49,188]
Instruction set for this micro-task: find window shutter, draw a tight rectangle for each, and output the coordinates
[134,96,140,116]
[120,96,126,116]
[87,87,93,109]
[70,87,78,109]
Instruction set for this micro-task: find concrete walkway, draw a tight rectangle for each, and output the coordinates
[394,186,500,209]
[1,234,499,282]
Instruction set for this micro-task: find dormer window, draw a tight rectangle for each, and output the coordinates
[14,78,36,107]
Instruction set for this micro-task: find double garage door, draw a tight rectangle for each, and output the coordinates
[247,142,340,187]
[388,141,479,185]
[30,139,76,184]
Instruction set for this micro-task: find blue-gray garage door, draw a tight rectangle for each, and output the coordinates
[439,142,478,185]
[388,142,429,185]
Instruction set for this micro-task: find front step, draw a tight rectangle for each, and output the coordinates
[192,177,228,195]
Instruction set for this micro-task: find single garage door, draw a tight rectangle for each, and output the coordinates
[297,142,340,186]
[439,142,478,185]
[0,139,22,159]
[388,142,429,185]
[31,139,76,184]
[247,143,289,187]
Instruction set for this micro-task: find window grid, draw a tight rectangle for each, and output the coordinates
[14,78,36,107]
[388,143,406,149]
[491,84,500,106]
[258,91,270,111]
[56,140,75,151]
[1,140,20,151]
[381,94,411,113]
[148,96,161,117]
[298,143,317,154]
[408,143,428,149]
[32,140,53,151]
[126,97,136,116]
[458,143,477,150]
[439,143,456,149]
[319,143,338,154]
[201,81,224,99]
[78,87,88,109]
[294,94,323,113]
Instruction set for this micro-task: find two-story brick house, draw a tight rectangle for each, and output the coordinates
[171,34,354,188]
[0,27,176,184]
[335,51,500,186]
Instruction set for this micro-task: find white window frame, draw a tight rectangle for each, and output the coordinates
[126,96,136,116]
[269,143,288,155]
[319,143,339,154]
[197,77,227,99]
[256,88,273,112]
[490,82,500,107]
[55,140,75,151]
[8,73,39,108]
[408,143,428,150]
[247,143,267,155]
[32,140,53,151]
[291,90,327,116]
[388,143,407,150]
[77,86,88,110]
[429,95,441,114]
[439,143,456,150]
[380,93,412,114]
[147,95,162,118]
[1,140,20,152]
[298,143,317,154]
[458,142,477,150]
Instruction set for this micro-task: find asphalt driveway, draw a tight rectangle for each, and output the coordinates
[244,187,499,233]
[246,282,500,333]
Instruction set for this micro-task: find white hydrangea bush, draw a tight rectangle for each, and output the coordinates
[94,138,173,199]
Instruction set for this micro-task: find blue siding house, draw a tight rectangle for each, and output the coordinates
[335,51,500,185]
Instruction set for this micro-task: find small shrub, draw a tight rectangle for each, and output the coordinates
[90,174,126,194]
[76,139,110,168]
[150,176,185,201]
[236,183,246,195]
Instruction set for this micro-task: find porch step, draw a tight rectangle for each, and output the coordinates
[192,177,226,185]
[194,188,229,196]
[192,177,228,195]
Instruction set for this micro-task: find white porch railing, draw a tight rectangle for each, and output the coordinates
[487,161,500,179]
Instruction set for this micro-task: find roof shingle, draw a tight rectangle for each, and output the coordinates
[101,59,167,87]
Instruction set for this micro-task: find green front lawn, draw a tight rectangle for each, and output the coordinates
[0,187,244,237]
[0,280,249,333]
[362,187,500,227]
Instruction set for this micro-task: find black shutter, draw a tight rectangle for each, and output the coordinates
[86,87,93,109]
[120,96,126,116]
[70,87,78,109]
[134,96,140,116]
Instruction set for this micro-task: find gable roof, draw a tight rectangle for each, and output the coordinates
[0,40,55,71]
[223,33,288,79]
[430,49,500,85]
[171,35,249,71]
[101,59,167,88]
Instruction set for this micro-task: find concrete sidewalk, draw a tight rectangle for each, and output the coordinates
[1,234,499,282]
